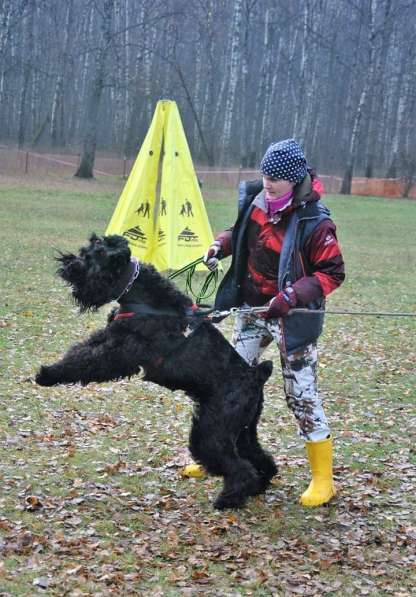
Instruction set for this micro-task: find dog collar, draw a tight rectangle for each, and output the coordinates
[115,258,140,302]
[115,302,179,319]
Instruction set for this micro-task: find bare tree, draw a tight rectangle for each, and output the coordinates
[341,0,378,194]
[247,7,274,167]
[50,0,73,147]
[0,0,414,178]
[0,0,28,130]
[220,0,242,164]
[75,0,115,178]
[17,0,34,148]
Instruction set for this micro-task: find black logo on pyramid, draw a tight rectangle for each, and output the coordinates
[180,200,194,217]
[136,201,151,218]
[158,228,166,241]
[123,226,147,243]
[178,227,199,242]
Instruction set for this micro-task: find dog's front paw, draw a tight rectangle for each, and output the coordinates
[35,366,59,387]
[213,491,247,510]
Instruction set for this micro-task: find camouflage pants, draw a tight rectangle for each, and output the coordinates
[231,311,331,442]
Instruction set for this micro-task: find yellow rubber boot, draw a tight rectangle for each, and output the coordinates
[300,437,336,507]
[181,463,206,478]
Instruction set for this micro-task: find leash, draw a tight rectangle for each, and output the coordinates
[165,258,415,319]
[168,257,218,305]
[209,306,416,319]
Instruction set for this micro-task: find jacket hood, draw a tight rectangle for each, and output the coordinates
[293,173,314,206]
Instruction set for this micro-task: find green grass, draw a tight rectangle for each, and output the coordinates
[0,180,415,595]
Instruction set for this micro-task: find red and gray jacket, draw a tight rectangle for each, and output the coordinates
[214,173,345,354]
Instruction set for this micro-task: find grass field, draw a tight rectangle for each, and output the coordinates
[0,177,415,596]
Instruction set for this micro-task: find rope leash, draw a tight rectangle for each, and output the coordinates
[168,257,218,305]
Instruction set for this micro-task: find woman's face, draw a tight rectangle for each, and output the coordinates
[262,175,295,198]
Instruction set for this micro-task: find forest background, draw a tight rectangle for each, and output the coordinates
[0,0,415,191]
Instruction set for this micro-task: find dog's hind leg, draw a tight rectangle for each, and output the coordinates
[189,414,262,510]
[236,417,277,495]
[236,361,277,494]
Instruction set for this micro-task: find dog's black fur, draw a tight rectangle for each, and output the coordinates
[36,234,277,509]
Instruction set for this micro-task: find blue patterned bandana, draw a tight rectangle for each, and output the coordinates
[260,139,307,182]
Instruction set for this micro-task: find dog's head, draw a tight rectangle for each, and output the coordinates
[56,234,132,311]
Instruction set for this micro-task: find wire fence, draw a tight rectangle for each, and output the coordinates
[0,146,415,199]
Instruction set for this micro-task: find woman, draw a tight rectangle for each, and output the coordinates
[185,139,345,507]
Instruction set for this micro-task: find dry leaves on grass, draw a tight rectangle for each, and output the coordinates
[1,188,415,595]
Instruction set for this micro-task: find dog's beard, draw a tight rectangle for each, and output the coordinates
[72,270,118,311]
[56,250,133,312]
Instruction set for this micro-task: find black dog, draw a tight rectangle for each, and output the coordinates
[36,234,276,509]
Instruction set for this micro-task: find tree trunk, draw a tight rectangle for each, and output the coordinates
[75,4,95,142]
[50,0,72,146]
[259,8,278,152]
[341,0,378,194]
[75,0,114,179]
[192,30,202,156]
[200,0,216,165]
[0,0,12,135]
[239,1,257,167]
[293,0,311,145]
[220,0,242,164]
[340,84,368,194]
[111,0,123,148]
[17,0,34,148]
[387,53,409,177]
[340,164,353,195]
[123,1,146,157]
[175,64,214,166]
[364,0,392,178]
[143,20,155,125]
[74,64,104,178]
[248,8,274,167]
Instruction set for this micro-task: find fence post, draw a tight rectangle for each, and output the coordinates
[24,151,29,174]
[123,156,127,179]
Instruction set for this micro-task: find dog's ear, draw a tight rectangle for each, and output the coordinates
[104,235,131,267]
[104,235,130,252]
[255,360,273,383]
[89,233,100,245]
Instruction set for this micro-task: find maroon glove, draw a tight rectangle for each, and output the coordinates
[263,287,297,319]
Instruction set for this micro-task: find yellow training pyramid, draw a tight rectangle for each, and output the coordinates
[106,100,215,271]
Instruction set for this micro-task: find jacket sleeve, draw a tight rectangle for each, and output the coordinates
[215,228,233,258]
[292,219,345,305]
